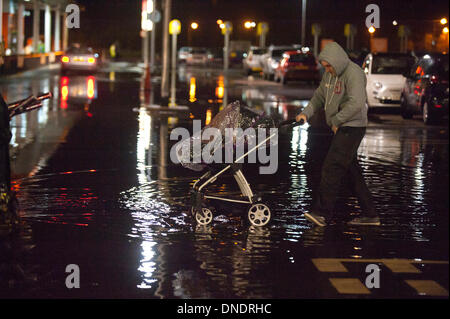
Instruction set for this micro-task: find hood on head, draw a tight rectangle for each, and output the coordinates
[318,42,350,76]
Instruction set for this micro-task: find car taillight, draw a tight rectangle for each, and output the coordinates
[88,57,96,64]
[62,56,69,63]
[430,75,439,84]
[87,76,95,99]
[434,104,442,108]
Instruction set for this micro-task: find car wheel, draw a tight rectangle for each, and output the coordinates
[423,101,435,125]
[400,95,413,119]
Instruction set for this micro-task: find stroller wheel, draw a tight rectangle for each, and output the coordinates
[195,208,214,225]
[248,203,271,227]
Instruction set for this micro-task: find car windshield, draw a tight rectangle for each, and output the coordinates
[252,49,266,55]
[272,49,292,58]
[191,48,208,54]
[67,47,93,54]
[289,54,316,64]
[372,55,414,74]
[428,57,449,78]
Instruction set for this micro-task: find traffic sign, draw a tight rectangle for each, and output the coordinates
[148,10,161,23]
[169,19,181,35]
[221,21,232,35]
[257,22,269,36]
[312,23,322,36]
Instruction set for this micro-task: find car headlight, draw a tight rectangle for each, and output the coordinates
[374,81,383,89]
[271,61,279,69]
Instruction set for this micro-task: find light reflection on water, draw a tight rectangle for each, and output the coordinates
[5,68,448,297]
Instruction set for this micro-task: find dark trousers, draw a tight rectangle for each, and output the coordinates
[314,126,376,219]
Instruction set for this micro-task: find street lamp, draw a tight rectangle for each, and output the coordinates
[392,20,398,26]
[368,26,376,34]
[244,21,256,29]
[440,18,448,25]
[191,22,198,30]
[443,27,449,34]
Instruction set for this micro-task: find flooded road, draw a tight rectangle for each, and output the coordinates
[0,62,448,298]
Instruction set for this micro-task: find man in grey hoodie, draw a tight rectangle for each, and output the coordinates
[296,42,379,227]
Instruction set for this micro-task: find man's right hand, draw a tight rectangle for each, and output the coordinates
[296,113,307,123]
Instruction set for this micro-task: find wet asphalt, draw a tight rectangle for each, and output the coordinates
[0,61,448,298]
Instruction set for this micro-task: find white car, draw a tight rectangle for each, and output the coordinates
[186,47,213,65]
[261,45,295,80]
[178,47,193,63]
[243,47,267,75]
[363,53,416,107]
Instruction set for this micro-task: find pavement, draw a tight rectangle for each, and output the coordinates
[0,61,448,298]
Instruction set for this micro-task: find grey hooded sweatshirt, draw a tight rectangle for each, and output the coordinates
[301,42,368,128]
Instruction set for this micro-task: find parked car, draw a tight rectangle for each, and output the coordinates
[243,47,267,75]
[61,44,99,74]
[178,47,193,63]
[400,53,449,124]
[362,52,416,108]
[229,50,247,66]
[261,45,295,80]
[186,47,214,65]
[274,49,319,84]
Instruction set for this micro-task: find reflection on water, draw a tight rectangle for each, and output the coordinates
[4,66,448,297]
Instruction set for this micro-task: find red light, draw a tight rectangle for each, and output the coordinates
[87,76,95,99]
[435,104,442,108]
[62,56,69,63]
[61,76,69,108]
[61,76,69,86]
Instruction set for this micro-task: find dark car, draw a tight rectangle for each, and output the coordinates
[400,53,449,124]
[274,50,319,84]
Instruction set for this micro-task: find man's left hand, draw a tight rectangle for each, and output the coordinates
[332,125,338,134]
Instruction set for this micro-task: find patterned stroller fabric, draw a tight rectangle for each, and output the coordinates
[176,101,276,171]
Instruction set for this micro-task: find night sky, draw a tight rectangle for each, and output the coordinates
[71,0,449,54]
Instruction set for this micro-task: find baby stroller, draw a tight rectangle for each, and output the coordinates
[176,101,302,227]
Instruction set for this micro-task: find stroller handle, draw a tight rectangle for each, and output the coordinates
[278,118,305,128]
[8,92,52,119]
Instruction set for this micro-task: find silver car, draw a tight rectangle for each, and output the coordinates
[261,46,295,80]
[61,45,99,73]
[178,47,193,63]
[243,47,267,75]
[186,48,213,65]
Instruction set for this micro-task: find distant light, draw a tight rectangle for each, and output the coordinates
[368,26,376,34]
[443,27,449,34]
[392,20,398,26]
[217,19,223,25]
[440,18,448,25]
[191,22,198,30]
[219,23,225,29]
[244,21,253,29]
[423,54,431,59]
